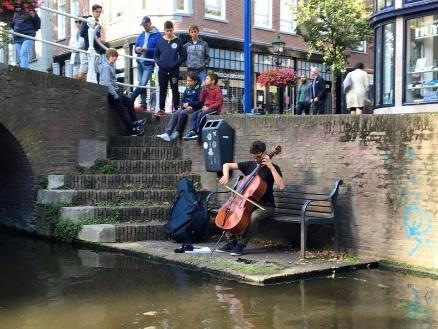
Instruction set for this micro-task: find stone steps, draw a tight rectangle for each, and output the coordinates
[74,189,177,205]
[64,173,200,190]
[108,159,192,174]
[61,205,171,223]
[109,135,172,147]
[78,222,167,242]
[108,146,180,160]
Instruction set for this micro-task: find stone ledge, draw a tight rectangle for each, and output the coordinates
[37,189,76,204]
[78,224,116,243]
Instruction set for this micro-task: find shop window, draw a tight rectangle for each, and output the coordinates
[205,0,226,21]
[405,14,438,104]
[375,0,393,11]
[280,0,297,33]
[375,22,395,106]
[254,0,272,29]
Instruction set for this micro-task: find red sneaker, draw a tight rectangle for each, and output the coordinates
[134,105,146,112]
[153,110,165,118]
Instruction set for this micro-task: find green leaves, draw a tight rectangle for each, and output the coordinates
[297,0,372,74]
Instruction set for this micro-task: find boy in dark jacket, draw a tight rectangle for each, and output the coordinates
[183,73,223,140]
[153,20,186,117]
[130,16,161,111]
[11,9,40,68]
[156,71,202,142]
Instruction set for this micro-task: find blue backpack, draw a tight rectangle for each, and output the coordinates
[165,177,207,243]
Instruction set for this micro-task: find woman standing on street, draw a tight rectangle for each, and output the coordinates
[343,62,370,115]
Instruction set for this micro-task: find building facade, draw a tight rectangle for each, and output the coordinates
[2,0,373,113]
[371,0,438,113]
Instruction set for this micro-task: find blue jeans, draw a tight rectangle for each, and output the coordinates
[189,109,217,133]
[14,39,34,68]
[198,69,207,85]
[131,62,154,106]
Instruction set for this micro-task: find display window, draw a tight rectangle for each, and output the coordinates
[375,22,395,106]
[405,14,438,104]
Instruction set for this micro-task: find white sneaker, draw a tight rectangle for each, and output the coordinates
[156,133,171,142]
[169,131,179,140]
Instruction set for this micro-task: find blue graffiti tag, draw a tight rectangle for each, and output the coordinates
[403,204,432,256]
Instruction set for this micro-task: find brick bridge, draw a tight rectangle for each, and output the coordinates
[0,64,437,270]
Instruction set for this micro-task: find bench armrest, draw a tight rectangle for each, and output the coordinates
[204,190,229,210]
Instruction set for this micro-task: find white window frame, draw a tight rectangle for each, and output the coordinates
[57,0,66,40]
[352,40,367,53]
[280,0,297,34]
[254,0,272,29]
[70,0,79,34]
[175,0,192,14]
[205,0,226,21]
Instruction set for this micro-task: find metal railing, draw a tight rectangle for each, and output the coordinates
[0,6,155,91]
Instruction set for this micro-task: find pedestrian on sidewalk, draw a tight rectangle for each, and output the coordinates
[183,73,223,140]
[153,20,186,117]
[296,74,312,115]
[130,16,161,111]
[78,4,106,80]
[156,71,202,142]
[69,19,86,78]
[310,67,327,115]
[11,8,41,68]
[100,48,145,136]
[343,62,369,115]
[184,24,210,85]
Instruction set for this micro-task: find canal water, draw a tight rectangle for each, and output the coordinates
[0,231,436,329]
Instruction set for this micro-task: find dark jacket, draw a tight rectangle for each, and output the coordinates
[311,75,327,101]
[180,83,202,109]
[11,12,41,42]
[134,27,161,66]
[79,16,105,54]
[154,36,186,71]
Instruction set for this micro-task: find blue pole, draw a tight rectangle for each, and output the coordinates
[243,0,252,114]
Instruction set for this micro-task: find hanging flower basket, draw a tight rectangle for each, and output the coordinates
[0,0,41,24]
[257,68,297,87]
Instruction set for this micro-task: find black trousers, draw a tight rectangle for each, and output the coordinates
[107,94,137,131]
[158,69,180,112]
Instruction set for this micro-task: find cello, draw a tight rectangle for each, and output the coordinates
[215,145,282,235]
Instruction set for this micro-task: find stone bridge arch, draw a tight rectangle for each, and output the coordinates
[0,64,119,231]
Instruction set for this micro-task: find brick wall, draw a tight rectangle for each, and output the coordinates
[0,64,120,231]
[181,114,438,269]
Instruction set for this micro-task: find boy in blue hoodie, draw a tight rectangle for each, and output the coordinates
[153,20,186,117]
[156,71,202,142]
[130,16,161,111]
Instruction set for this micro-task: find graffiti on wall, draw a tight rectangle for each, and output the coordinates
[398,147,434,259]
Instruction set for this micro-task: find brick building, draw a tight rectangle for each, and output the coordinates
[15,0,374,113]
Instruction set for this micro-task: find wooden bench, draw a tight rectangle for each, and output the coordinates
[205,179,343,258]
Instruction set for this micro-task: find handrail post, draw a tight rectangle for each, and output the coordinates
[86,18,98,83]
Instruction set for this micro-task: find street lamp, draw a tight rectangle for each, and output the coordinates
[271,34,285,67]
[271,34,286,114]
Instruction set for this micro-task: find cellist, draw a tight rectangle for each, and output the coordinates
[216,140,285,256]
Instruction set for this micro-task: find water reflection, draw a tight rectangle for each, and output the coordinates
[0,231,436,329]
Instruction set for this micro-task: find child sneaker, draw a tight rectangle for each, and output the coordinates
[156,133,171,142]
[183,130,199,140]
[170,131,179,140]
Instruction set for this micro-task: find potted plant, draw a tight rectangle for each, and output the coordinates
[257,68,297,113]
